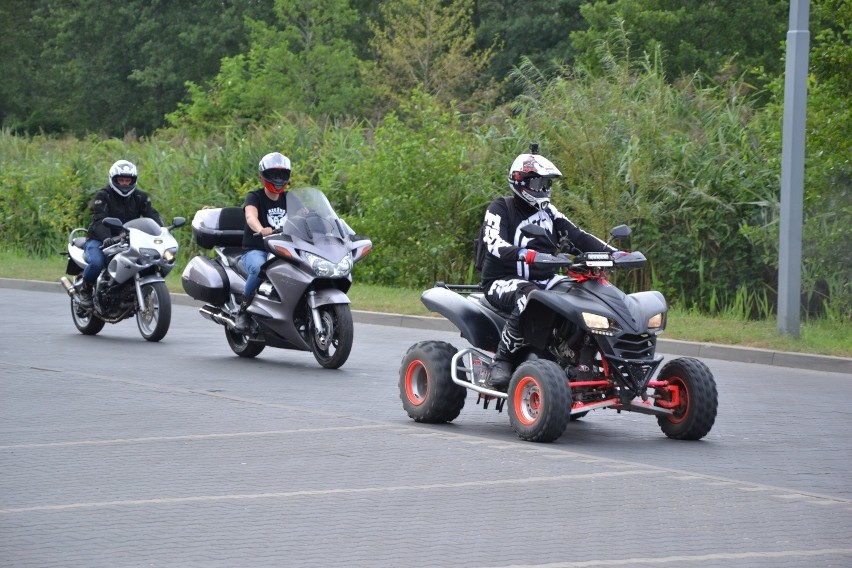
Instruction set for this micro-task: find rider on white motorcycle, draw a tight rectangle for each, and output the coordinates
[79,160,163,308]
[481,146,617,390]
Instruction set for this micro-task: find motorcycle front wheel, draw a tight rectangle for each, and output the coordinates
[136,281,171,342]
[309,304,353,369]
[71,298,105,335]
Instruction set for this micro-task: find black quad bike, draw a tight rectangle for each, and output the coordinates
[398,225,718,443]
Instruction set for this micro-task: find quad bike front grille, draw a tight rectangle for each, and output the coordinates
[613,333,657,359]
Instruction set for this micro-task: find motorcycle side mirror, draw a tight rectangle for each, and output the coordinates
[609,224,631,242]
[103,217,123,230]
[171,217,187,229]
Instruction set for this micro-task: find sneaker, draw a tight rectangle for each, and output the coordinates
[485,359,512,390]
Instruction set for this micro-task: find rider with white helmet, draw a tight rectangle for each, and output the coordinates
[78,160,163,309]
[480,143,616,390]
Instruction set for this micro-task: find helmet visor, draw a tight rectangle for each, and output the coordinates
[262,168,291,185]
[526,176,553,192]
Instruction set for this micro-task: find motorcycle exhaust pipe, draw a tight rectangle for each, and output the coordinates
[60,276,78,298]
[199,305,237,328]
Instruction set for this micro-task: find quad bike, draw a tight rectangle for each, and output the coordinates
[60,215,186,342]
[399,224,718,443]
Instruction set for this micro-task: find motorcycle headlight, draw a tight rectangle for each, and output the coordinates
[305,252,352,277]
[648,312,666,332]
[163,248,177,263]
[582,312,618,336]
[139,248,160,261]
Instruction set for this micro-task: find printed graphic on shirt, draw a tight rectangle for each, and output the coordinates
[267,207,287,229]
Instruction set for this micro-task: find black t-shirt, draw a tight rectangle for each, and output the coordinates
[242,188,288,250]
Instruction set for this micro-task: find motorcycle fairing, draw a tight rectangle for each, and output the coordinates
[421,287,504,352]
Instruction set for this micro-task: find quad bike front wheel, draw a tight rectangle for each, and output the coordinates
[399,341,466,424]
[508,359,571,443]
[309,304,353,369]
[654,357,718,440]
[137,282,171,342]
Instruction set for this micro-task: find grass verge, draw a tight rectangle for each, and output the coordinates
[3,250,849,358]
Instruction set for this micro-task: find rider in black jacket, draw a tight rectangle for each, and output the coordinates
[78,160,163,308]
[481,148,616,390]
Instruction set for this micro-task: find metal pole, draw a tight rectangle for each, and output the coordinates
[778,0,810,338]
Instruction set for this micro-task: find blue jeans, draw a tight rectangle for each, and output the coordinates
[240,249,268,298]
[83,239,105,283]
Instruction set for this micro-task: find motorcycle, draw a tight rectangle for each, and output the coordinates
[60,215,186,342]
[181,187,372,369]
[399,224,718,443]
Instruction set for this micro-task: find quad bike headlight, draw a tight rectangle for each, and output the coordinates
[582,312,618,336]
[305,252,353,278]
[648,312,666,332]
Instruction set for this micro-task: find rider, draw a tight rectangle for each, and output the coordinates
[79,160,164,309]
[234,151,292,332]
[481,146,617,390]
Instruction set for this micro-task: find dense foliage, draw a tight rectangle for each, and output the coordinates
[0,0,848,322]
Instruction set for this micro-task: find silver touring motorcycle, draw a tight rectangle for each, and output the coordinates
[61,215,186,341]
[399,224,718,443]
[181,187,372,369]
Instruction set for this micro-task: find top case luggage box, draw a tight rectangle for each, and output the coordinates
[192,207,245,249]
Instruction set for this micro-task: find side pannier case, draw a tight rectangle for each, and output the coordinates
[191,207,245,249]
[181,256,229,305]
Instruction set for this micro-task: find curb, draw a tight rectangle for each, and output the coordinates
[4,277,851,375]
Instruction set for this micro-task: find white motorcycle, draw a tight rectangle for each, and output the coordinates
[60,216,186,341]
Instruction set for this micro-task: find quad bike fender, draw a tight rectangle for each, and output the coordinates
[421,287,503,352]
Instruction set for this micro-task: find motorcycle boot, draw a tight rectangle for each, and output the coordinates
[77,280,94,310]
[234,292,256,333]
[485,326,524,391]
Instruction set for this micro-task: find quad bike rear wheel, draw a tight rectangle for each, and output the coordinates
[654,357,718,440]
[508,360,571,443]
[399,341,466,423]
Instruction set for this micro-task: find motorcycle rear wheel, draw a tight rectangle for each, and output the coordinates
[508,360,571,443]
[136,281,171,342]
[225,326,266,358]
[309,304,353,369]
[71,298,105,335]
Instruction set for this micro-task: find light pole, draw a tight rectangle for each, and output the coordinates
[778,0,810,338]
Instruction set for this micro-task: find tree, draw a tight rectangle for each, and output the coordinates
[3,0,269,136]
[572,0,788,87]
[168,0,371,131]
[473,0,587,101]
[368,0,497,111]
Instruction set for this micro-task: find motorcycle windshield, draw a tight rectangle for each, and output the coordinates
[124,217,163,236]
[282,187,348,245]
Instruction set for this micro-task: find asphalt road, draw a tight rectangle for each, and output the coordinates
[1,287,851,568]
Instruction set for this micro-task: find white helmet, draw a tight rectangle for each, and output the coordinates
[508,150,562,210]
[108,160,138,197]
[258,152,292,194]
